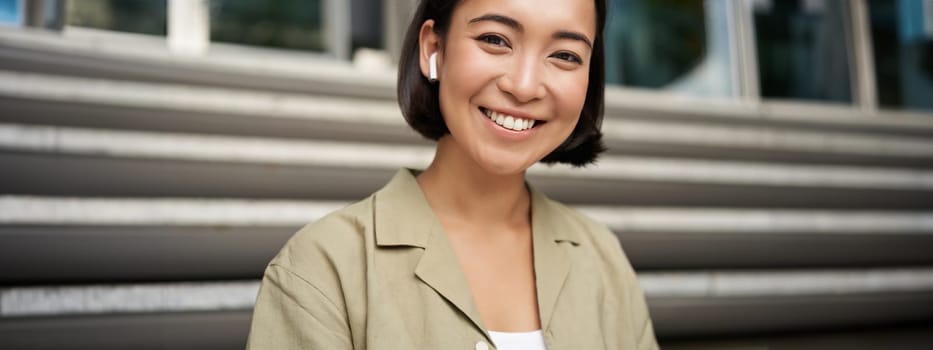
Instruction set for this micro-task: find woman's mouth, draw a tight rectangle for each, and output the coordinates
[479,107,543,132]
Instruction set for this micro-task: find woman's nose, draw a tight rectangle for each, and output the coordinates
[497,56,547,103]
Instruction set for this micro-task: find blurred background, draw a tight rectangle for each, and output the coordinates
[1,0,932,349]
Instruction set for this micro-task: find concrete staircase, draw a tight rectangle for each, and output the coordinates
[2,27,933,349]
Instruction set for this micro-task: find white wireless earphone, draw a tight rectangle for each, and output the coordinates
[428,52,438,82]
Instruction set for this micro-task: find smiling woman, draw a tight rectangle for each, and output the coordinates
[246,0,658,349]
[399,0,607,169]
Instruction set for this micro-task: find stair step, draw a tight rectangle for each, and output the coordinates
[2,70,933,165]
[2,269,931,338]
[1,196,931,281]
[2,123,932,207]
[0,310,252,350]
[0,28,397,99]
[3,196,931,231]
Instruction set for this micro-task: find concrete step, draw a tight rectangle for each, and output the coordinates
[662,325,933,350]
[2,123,931,208]
[1,196,931,282]
[2,311,929,350]
[2,269,932,338]
[0,27,397,100]
[3,28,933,138]
[2,70,933,166]
[0,310,253,350]
[0,70,417,145]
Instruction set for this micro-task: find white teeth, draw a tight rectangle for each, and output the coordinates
[503,116,515,129]
[482,108,536,132]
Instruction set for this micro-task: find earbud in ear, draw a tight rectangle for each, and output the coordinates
[428,52,438,82]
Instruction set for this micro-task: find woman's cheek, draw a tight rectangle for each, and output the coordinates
[455,45,493,74]
[552,72,589,120]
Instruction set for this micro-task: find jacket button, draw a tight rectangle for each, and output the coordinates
[475,340,490,350]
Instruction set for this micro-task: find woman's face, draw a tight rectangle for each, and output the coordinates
[423,0,596,175]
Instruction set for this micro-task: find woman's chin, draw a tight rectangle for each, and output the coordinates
[473,152,538,177]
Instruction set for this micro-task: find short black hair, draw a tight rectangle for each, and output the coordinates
[397,0,608,167]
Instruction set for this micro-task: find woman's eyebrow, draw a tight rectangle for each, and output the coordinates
[469,13,593,49]
[468,14,522,31]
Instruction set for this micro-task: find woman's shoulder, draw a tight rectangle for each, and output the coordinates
[250,198,375,349]
[268,196,374,282]
[267,168,426,279]
[535,192,619,251]
[534,192,638,277]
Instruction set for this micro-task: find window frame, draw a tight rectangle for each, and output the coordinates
[737,0,882,115]
[60,0,350,59]
[602,0,746,100]
[604,0,933,121]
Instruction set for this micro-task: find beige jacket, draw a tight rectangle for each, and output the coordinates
[247,169,659,349]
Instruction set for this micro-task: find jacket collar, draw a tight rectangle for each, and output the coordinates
[373,168,580,334]
[374,168,580,247]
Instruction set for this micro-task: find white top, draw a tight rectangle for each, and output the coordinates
[487,330,548,350]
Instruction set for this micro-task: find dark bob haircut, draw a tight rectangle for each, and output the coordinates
[397,0,608,167]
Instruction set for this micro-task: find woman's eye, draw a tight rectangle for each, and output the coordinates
[477,34,508,47]
[553,51,582,64]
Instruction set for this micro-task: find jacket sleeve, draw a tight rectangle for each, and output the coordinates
[246,263,352,350]
[630,279,660,350]
[598,221,660,350]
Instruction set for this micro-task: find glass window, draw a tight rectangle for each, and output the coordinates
[868,0,933,112]
[351,0,383,52]
[0,0,23,27]
[604,0,738,97]
[66,0,167,35]
[209,0,324,52]
[753,0,852,103]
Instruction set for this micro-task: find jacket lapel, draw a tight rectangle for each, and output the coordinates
[374,169,489,337]
[413,221,489,334]
[374,169,579,337]
[530,186,578,332]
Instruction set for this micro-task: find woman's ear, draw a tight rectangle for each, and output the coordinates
[418,20,442,81]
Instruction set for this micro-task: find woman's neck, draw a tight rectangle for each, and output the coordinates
[417,137,530,230]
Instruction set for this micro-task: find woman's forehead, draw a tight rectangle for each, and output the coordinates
[452,0,597,38]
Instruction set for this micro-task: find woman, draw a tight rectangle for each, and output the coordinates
[247,0,658,349]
